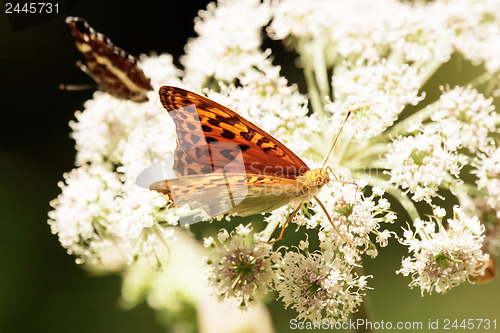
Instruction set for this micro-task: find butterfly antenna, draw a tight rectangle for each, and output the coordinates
[321,110,352,171]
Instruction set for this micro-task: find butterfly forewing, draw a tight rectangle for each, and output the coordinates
[66,17,153,102]
[158,86,309,179]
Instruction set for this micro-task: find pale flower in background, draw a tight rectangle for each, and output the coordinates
[204,225,280,308]
[397,206,489,295]
[275,241,369,322]
[475,146,500,216]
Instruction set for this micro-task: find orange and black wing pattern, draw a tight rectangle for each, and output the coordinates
[66,17,153,102]
[158,86,309,179]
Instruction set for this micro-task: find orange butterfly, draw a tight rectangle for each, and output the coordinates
[139,86,350,243]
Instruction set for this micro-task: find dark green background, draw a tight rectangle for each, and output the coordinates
[1,1,499,332]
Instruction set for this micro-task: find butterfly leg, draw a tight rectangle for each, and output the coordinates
[262,202,304,244]
[59,61,97,91]
[314,195,366,253]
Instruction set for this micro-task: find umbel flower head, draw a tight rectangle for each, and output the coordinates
[203,225,280,309]
[49,0,500,328]
[397,206,490,295]
[275,240,370,322]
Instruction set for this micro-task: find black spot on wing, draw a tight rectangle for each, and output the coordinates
[207,118,220,126]
[240,130,255,141]
[257,136,270,146]
[216,114,238,125]
[190,134,201,144]
[175,160,185,175]
[205,137,218,143]
[221,129,236,140]
[187,122,197,131]
[220,149,235,160]
[201,124,212,132]
[180,141,192,151]
[195,146,204,159]
[239,144,250,151]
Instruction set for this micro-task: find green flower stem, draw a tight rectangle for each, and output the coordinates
[468,70,495,89]
[312,35,331,101]
[387,49,404,65]
[484,75,499,97]
[299,39,327,118]
[335,135,352,165]
[153,223,172,267]
[384,105,436,137]
[344,142,391,165]
[441,176,484,197]
[415,58,445,86]
[304,65,325,117]
[305,132,331,160]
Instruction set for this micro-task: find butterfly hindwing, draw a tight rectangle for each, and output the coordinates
[149,173,304,218]
[66,17,153,102]
[158,86,310,179]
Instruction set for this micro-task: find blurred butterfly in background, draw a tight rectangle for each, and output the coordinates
[63,16,153,103]
[137,86,353,244]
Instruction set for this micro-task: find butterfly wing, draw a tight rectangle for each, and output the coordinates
[66,17,153,102]
[149,172,303,225]
[158,86,310,179]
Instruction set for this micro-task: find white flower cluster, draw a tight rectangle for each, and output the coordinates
[48,165,123,264]
[203,226,371,322]
[204,225,279,308]
[70,54,180,167]
[475,146,500,217]
[49,56,182,266]
[386,126,468,202]
[182,0,272,88]
[441,0,500,73]
[398,207,490,295]
[269,0,454,64]
[313,183,396,259]
[431,86,496,152]
[326,62,423,143]
[276,243,369,323]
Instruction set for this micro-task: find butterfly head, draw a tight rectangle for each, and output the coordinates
[300,168,330,196]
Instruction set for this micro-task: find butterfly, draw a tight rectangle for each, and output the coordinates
[64,16,153,103]
[138,86,351,243]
